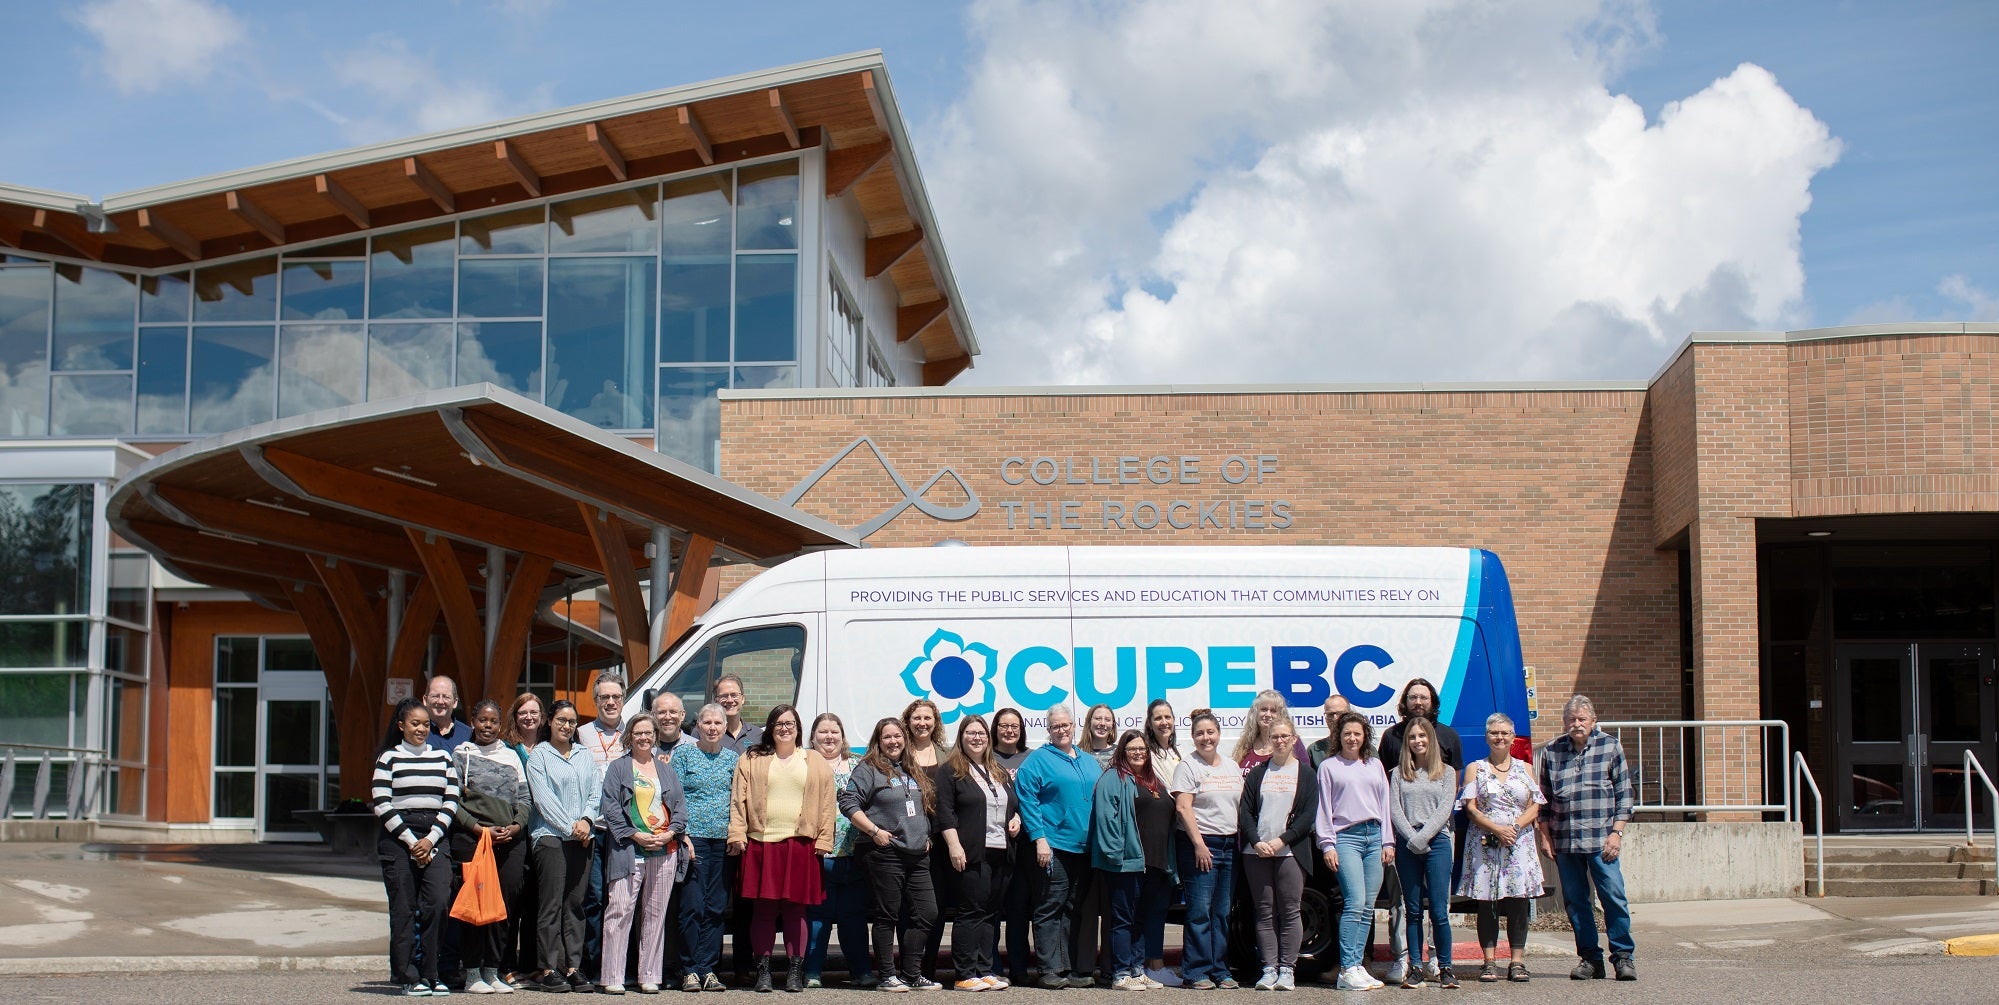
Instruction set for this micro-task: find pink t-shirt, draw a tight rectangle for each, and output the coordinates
[1313,754,1394,850]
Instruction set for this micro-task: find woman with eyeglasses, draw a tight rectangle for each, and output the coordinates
[599,711,690,995]
[841,716,941,993]
[1090,729,1175,992]
[935,714,1021,991]
[673,704,740,992]
[729,704,838,993]
[374,697,461,997]
[1240,716,1319,991]
[1457,713,1545,984]
[989,708,1035,986]
[526,699,601,993]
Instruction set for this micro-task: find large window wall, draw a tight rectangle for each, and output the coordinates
[0,480,149,819]
[0,157,804,471]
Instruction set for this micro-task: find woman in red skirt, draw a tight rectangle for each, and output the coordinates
[728,703,838,992]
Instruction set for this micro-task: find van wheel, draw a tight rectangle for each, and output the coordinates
[1226,881,1339,984]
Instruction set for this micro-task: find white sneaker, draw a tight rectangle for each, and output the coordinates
[1254,968,1279,991]
[1273,968,1295,992]
[1137,972,1163,990]
[464,978,495,995]
[1113,975,1147,991]
[1334,967,1371,991]
[1143,967,1179,988]
[1384,960,1406,986]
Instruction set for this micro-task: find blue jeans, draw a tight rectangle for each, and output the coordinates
[679,838,730,976]
[1176,834,1236,983]
[1100,870,1144,977]
[1334,821,1385,970]
[1395,837,1453,969]
[806,856,873,981]
[1555,851,1634,962]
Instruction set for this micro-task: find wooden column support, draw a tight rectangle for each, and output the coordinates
[406,529,488,704]
[389,578,442,683]
[487,553,555,704]
[579,503,651,675]
[660,534,717,647]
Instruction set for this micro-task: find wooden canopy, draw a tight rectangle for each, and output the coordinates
[0,51,975,378]
[107,385,856,795]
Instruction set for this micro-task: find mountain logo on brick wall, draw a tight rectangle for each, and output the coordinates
[783,436,979,539]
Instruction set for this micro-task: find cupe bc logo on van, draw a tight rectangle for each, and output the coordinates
[901,628,1398,723]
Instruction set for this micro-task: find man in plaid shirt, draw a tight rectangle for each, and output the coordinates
[1536,695,1637,982]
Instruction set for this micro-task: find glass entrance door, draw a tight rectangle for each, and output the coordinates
[1835,643,1998,830]
[257,669,335,841]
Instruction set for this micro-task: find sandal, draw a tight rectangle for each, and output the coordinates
[1478,963,1498,983]
[1507,963,1530,983]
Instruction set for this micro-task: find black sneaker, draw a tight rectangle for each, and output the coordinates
[1038,974,1067,990]
[1569,958,1605,981]
[1065,974,1093,989]
[537,973,573,993]
[1612,956,1636,981]
[1436,967,1460,990]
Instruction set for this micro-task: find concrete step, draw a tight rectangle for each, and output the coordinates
[1803,844,1996,864]
[1802,876,1998,897]
[1814,861,1990,880]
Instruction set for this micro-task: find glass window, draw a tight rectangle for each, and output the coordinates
[0,483,92,615]
[660,263,730,363]
[52,266,135,370]
[281,261,366,321]
[106,624,146,676]
[291,238,366,258]
[265,637,319,672]
[734,254,797,362]
[136,327,188,435]
[546,258,654,429]
[215,636,259,684]
[190,325,276,434]
[736,161,799,251]
[551,187,659,254]
[108,552,150,626]
[214,770,253,820]
[50,373,133,435]
[735,364,795,391]
[657,366,728,471]
[370,225,456,320]
[457,321,543,398]
[0,622,89,668]
[367,323,453,400]
[825,273,862,387]
[0,264,51,436]
[458,259,544,318]
[214,686,256,768]
[0,673,75,747]
[865,336,896,387]
[193,257,279,322]
[460,206,546,256]
[716,624,807,722]
[662,173,734,258]
[139,273,191,323]
[277,323,364,417]
[106,674,146,763]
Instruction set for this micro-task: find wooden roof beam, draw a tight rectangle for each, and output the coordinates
[866,225,923,279]
[579,503,650,676]
[487,552,555,705]
[495,140,541,198]
[135,208,199,260]
[0,215,22,248]
[861,70,889,134]
[406,529,488,705]
[315,174,371,228]
[30,210,103,261]
[660,533,717,647]
[251,445,608,573]
[676,105,714,165]
[767,89,800,148]
[224,191,286,244]
[124,519,314,583]
[389,578,442,683]
[404,157,456,213]
[897,297,948,343]
[826,140,890,199]
[153,485,438,576]
[584,123,628,182]
[923,353,973,386]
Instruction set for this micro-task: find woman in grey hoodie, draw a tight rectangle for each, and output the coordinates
[1389,718,1458,989]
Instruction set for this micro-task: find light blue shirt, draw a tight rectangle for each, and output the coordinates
[526,741,601,842]
[1015,743,1102,854]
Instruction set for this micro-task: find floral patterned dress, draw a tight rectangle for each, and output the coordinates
[1455,757,1547,900]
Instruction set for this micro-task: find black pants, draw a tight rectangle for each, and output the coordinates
[860,844,937,981]
[1475,898,1530,952]
[533,836,590,973]
[952,852,1010,978]
[511,852,539,975]
[1030,848,1090,978]
[450,829,529,971]
[997,838,1034,978]
[920,841,957,979]
[380,828,452,986]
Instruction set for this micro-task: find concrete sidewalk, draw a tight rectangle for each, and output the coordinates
[2,840,1996,974]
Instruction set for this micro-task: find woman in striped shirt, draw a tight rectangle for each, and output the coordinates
[372,697,461,997]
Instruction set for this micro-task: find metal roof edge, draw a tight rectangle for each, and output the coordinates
[864,64,980,362]
[98,51,890,212]
[0,181,91,212]
[723,378,1650,400]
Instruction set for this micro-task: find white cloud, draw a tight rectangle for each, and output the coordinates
[1938,274,1998,320]
[329,34,546,143]
[72,0,247,94]
[929,0,1842,385]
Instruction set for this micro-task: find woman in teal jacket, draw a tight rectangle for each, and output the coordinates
[1090,729,1176,991]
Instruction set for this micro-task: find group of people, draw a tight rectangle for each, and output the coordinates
[370,669,1638,997]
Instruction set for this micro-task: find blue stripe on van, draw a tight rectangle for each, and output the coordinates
[1438,549,1482,725]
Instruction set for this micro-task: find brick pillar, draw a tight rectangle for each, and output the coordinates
[1688,515,1764,820]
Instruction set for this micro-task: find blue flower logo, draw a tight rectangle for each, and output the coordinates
[900,629,1000,724]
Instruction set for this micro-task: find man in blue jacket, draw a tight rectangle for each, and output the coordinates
[1014,705,1103,990]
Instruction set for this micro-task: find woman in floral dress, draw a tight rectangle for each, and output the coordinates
[1456,712,1545,983]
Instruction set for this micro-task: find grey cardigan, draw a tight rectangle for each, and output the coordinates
[599,753,689,883]
[1389,769,1456,854]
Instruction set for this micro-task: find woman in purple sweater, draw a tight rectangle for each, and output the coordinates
[1314,711,1395,992]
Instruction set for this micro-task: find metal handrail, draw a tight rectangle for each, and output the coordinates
[1965,750,1997,887]
[1793,751,1824,897]
[1598,719,1790,813]
[0,744,105,821]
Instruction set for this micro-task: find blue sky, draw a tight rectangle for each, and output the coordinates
[3,0,1992,384]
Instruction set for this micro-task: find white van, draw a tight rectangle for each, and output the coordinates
[633,545,1531,761]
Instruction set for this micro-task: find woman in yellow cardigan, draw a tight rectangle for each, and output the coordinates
[728,703,838,992]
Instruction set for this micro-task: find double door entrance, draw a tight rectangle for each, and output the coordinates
[1836,643,1996,830]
